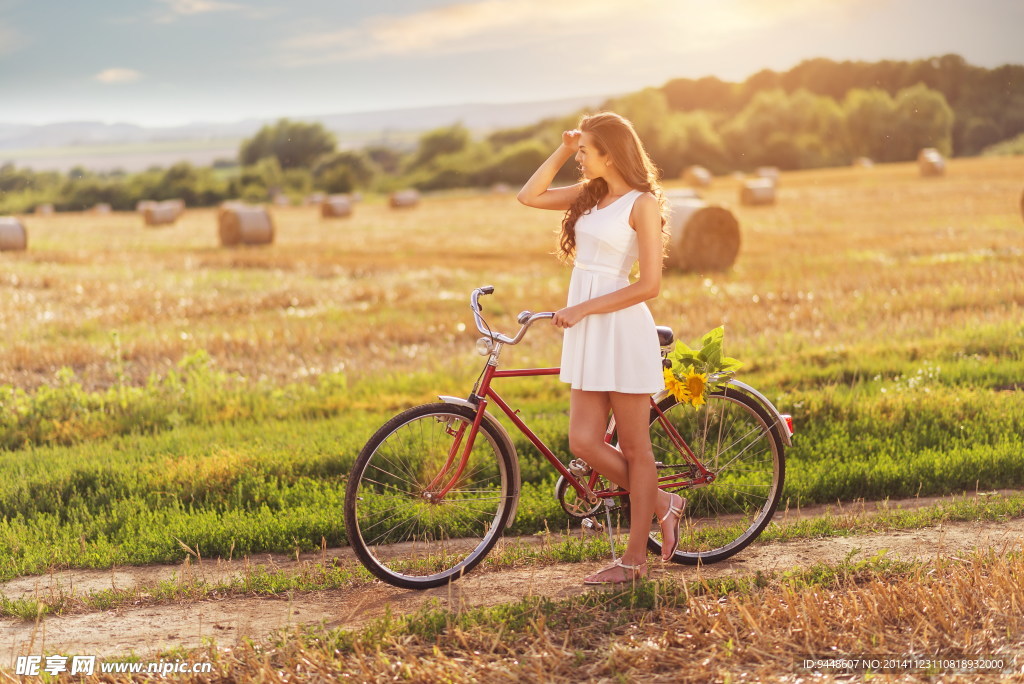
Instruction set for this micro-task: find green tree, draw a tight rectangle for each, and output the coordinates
[364,145,405,175]
[721,88,849,169]
[239,119,336,170]
[314,150,377,193]
[673,111,730,174]
[282,168,313,199]
[891,83,954,159]
[228,157,285,202]
[408,124,471,170]
[471,139,549,186]
[721,89,791,168]
[788,90,847,166]
[961,117,1003,155]
[844,88,898,161]
[662,76,738,113]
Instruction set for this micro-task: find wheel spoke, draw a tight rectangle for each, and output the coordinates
[345,405,513,588]
[645,390,784,564]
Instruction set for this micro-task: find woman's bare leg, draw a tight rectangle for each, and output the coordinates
[608,391,660,566]
[567,389,627,487]
[569,389,672,582]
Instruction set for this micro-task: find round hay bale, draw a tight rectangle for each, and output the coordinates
[321,194,353,218]
[683,165,712,188]
[218,205,274,246]
[389,189,420,209]
[665,198,740,272]
[664,187,701,202]
[217,200,247,220]
[304,192,326,206]
[143,202,180,227]
[0,217,28,251]
[34,203,54,216]
[136,200,158,213]
[755,166,780,184]
[853,157,874,168]
[918,148,945,177]
[740,178,776,206]
[164,199,186,217]
[91,203,112,215]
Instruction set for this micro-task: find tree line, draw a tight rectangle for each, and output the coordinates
[1,53,1020,213]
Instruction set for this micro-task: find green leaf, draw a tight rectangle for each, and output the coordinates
[669,340,696,360]
[701,326,724,348]
[721,357,744,372]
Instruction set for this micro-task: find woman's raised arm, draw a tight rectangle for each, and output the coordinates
[516,130,584,211]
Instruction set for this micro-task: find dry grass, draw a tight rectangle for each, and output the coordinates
[63,550,1023,682]
[1,156,1022,392]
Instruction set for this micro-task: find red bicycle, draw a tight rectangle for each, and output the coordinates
[344,286,792,589]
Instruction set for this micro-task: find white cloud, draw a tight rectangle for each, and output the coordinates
[162,0,242,15]
[153,0,244,22]
[95,68,144,84]
[275,0,876,68]
[278,0,651,66]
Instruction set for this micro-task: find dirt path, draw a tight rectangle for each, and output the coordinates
[2,512,1023,666]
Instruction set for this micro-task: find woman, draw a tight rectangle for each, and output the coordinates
[517,112,685,584]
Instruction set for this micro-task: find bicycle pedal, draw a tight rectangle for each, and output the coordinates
[581,516,604,533]
[568,459,592,477]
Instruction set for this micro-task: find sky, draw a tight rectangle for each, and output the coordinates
[1,0,1021,127]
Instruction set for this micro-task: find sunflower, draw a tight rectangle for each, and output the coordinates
[683,367,709,409]
[664,367,690,403]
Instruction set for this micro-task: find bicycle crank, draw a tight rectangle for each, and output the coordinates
[554,475,603,518]
[554,474,629,520]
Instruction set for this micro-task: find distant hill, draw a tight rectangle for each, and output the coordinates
[0,94,609,172]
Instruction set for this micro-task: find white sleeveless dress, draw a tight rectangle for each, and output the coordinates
[559,189,665,394]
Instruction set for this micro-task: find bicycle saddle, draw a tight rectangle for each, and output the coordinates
[656,326,675,347]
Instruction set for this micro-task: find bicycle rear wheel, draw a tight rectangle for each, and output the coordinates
[344,402,516,589]
[647,387,785,564]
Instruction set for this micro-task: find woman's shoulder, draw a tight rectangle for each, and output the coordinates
[627,190,663,229]
[629,190,660,214]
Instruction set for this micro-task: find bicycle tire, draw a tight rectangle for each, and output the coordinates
[646,386,786,564]
[344,402,517,589]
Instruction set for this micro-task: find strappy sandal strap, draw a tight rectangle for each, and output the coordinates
[659,493,687,561]
[659,493,686,523]
[583,558,648,585]
[614,559,647,572]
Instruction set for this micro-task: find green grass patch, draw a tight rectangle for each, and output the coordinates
[0,320,1022,581]
[4,490,1021,619]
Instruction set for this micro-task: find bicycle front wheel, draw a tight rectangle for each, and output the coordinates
[344,403,516,589]
[647,387,785,564]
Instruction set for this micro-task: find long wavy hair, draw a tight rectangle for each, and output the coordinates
[559,112,666,262]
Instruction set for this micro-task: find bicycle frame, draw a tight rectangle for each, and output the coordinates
[433,360,716,509]
[426,285,793,516]
[346,286,794,588]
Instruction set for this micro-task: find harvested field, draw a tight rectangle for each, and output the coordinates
[0,155,1023,679]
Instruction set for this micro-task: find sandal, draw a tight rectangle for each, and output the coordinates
[659,493,687,561]
[582,559,648,585]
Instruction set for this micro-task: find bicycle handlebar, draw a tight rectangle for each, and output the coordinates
[471,285,554,345]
